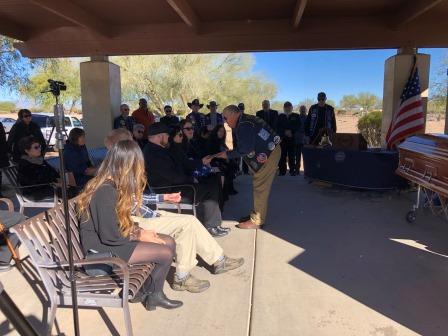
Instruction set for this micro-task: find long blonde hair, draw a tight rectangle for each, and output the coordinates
[77,140,147,237]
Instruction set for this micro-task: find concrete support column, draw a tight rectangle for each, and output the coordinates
[381,48,430,147]
[80,56,121,148]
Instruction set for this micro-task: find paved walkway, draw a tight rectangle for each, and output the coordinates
[2,175,448,335]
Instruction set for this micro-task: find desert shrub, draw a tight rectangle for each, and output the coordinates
[357,111,382,147]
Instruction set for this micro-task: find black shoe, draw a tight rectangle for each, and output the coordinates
[217,226,230,233]
[278,172,286,176]
[207,227,229,237]
[144,291,183,311]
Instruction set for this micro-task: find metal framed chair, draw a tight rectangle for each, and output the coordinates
[1,165,58,213]
[10,199,153,336]
[0,197,23,273]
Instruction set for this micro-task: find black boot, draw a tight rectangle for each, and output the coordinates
[144,291,183,311]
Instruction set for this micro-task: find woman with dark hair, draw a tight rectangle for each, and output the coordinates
[7,109,46,162]
[63,128,96,187]
[17,136,78,200]
[77,140,182,310]
[168,125,210,176]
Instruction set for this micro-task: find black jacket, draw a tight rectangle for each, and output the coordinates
[277,113,301,140]
[160,115,180,128]
[143,142,194,188]
[256,109,279,130]
[7,121,46,162]
[168,142,202,176]
[18,158,59,200]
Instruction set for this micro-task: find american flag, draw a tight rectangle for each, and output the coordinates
[386,64,425,150]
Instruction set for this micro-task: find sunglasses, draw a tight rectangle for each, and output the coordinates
[23,114,32,118]
[183,127,194,131]
[165,110,172,113]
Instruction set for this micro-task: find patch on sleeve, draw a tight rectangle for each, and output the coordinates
[257,128,270,141]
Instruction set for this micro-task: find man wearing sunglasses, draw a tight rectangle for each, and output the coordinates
[113,103,135,131]
[160,105,180,128]
[304,92,337,145]
[7,109,46,162]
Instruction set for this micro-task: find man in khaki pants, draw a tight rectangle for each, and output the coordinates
[218,105,281,229]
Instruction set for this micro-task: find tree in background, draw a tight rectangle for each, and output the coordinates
[115,53,277,116]
[20,59,81,113]
[358,111,382,147]
[339,92,381,114]
[0,101,16,112]
[0,36,41,91]
[428,54,447,117]
[340,94,358,111]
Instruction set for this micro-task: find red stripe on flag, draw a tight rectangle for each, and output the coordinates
[388,123,425,149]
[395,100,422,118]
[392,112,424,130]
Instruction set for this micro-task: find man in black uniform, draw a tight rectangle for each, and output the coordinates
[305,92,337,145]
[218,105,281,229]
[256,100,279,131]
[277,101,301,176]
[160,105,180,128]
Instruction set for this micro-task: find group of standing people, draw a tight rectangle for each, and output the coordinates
[255,92,337,177]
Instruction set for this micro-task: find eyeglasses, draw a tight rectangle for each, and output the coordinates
[183,127,194,131]
[31,144,41,150]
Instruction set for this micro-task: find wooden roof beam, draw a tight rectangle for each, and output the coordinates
[29,0,112,37]
[0,16,29,41]
[292,0,308,30]
[393,0,445,29]
[166,0,200,33]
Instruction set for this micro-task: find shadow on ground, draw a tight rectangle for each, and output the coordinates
[260,175,448,335]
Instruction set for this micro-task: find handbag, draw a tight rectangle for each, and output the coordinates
[83,250,114,277]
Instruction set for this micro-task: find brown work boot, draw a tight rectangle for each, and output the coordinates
[237,219,262,230]
[172,274,210,293]
[213,256,245,274]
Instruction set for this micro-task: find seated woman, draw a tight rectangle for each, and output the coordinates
[63,128,96,188]
[77,140,182,310]
[207,124,238,195]
[132,123,148,150]
[168,125,212,177]
[17,136,78,201]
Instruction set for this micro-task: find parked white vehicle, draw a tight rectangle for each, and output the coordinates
[0,117,16,138]
[32,113,83,146]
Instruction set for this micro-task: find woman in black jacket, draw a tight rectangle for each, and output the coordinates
[7,109,46,162]
[17,136,78,201]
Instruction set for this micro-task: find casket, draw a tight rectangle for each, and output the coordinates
[396,134,448,197]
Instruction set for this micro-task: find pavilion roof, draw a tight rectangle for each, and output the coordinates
[0,0,447,58]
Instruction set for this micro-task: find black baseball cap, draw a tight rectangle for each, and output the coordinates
[147,122,170,136]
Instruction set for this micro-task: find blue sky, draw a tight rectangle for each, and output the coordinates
[1,48,447,106]
[252,48,448,104]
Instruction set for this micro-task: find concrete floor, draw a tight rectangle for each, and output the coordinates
[1,175,448,335]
